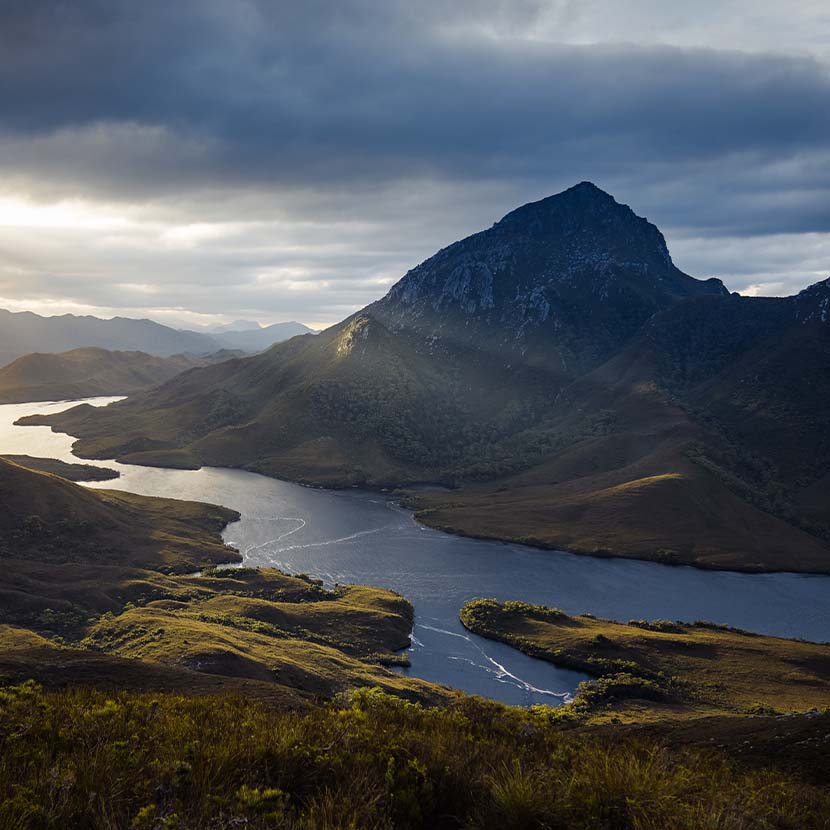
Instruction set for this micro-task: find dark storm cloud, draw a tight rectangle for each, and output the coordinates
[0,0,828,324]
[1,2,827,198]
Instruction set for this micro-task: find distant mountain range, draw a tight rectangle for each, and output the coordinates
[0,309,315,367]
[27,183,830,573]
[201,321,318,352]
[203,319,264,333]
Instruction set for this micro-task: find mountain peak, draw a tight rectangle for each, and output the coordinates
[373,183,726,370]
[543,179,616,204]
[495,181,643,234]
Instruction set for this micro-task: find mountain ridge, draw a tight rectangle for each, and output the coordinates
[24,183,830,572]
[0,308,315,366]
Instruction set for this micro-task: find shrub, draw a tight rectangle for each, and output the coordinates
[0,684,827,829]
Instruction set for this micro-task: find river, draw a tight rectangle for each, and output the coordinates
[2,397,829,706]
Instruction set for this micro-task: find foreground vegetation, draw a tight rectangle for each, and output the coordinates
[2,417,829,827]
[1,683,828,830]
[460,599,830,722]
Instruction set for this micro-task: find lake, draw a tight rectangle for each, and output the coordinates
[2,397,829,706]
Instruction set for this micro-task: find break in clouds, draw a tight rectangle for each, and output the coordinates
[0,0,828,328]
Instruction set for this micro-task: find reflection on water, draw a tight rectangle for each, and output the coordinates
[2,398,829,706]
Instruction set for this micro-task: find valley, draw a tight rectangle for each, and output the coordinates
[3,1,829,822]
[0,407,438,705]
[4,184,829,713]
[3,397,829,708]
[25,184,830,574]
[2,396,829,826]
[1,185,828,827]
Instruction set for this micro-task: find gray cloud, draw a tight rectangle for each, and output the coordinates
[0,0,827,326]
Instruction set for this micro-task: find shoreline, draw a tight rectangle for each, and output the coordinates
[17,409,830,578]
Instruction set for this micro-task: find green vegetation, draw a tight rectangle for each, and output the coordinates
[72,574,428,700]
[1,683,829,829]
[0,457,242,639]
[0,571,432,703]
[460,599,830,722]
[3,403,830,826]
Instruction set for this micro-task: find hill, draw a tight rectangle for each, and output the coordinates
[0,454,118,481]
[23,183,830,572]
[0,347,214,403]
[0,458,433,701]
[408,281,830,571]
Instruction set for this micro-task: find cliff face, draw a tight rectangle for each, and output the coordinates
[372,181,726,372]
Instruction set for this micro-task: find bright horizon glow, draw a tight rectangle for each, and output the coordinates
[0,197,132,231]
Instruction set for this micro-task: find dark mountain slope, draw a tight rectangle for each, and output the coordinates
[0,347,211,403]
[411,279,830,570]
[649,282,830,539]
[24,185,830,572]
[22,315,555,480]
[372,181,726,373]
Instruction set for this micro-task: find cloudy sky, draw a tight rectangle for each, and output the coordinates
[0,1,828,330]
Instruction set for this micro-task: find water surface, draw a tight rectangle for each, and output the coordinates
[2,398,828,706]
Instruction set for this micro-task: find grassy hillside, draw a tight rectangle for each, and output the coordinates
[0,459,434,702]
[407,443,830,573]
[0,457,238,574]
[0,347,211,404]
[1,684,828,829]
[0,571,431,703]
[19,316,547,483]
[460,599,830,722]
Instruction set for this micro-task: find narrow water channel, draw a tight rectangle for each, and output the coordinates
[3,397,828,705]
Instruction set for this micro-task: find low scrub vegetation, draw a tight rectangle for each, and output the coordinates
[1,682,828,829]
[461,599,830,721]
